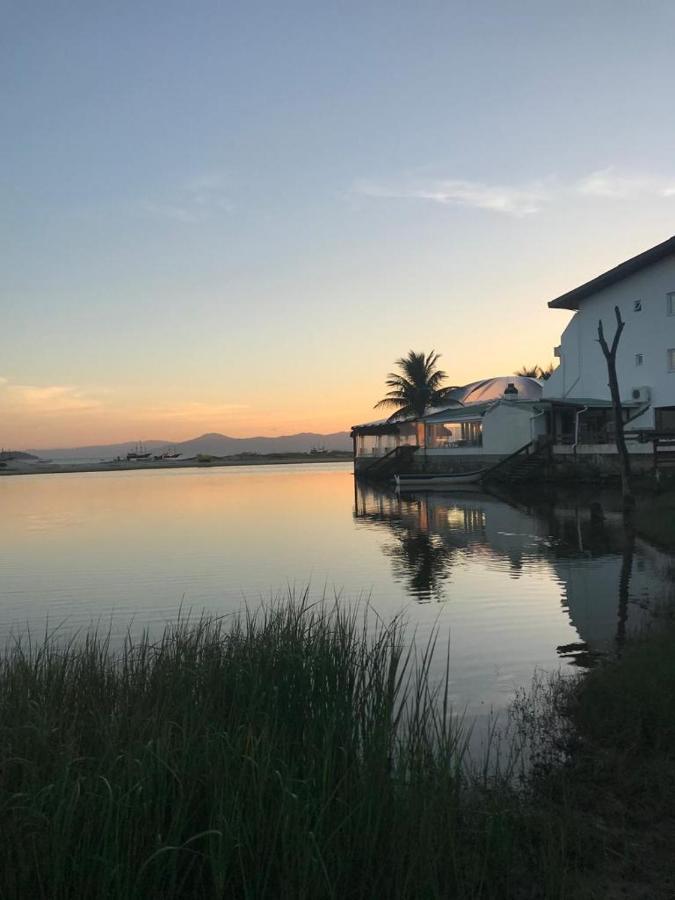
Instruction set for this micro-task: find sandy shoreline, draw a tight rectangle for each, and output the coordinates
[0,454,354,477]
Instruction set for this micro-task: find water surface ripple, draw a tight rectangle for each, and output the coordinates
[0,462,672,718]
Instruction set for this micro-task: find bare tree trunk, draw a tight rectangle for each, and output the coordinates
[598,306,634,513]
[616,521,635,654]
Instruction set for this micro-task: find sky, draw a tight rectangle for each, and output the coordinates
[3,0,675,448]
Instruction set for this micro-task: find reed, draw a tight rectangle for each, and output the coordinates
[0,593,580,898]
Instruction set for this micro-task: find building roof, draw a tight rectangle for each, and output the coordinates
[548,398,639,408]
[350,416,416,436]
[422,402,492,424]
[548,235,675,310]
[447,375,543,404]
[351,401,463,433]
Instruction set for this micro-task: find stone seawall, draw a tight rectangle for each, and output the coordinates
[551,453,657,479]
[354,449,672,482]
[410,453,506,474]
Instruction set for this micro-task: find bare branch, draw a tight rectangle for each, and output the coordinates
[597,319,610,359]
[597,308,624,361]
[610,306,625,357]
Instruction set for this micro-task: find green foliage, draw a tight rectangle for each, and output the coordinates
[514,364,555,381]
[375,350,458,421]
[2,593,671,897]
[0,597,522,899]
[576,627,675,760]
[634,491,675,549]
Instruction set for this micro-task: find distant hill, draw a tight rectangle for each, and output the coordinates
[28,432,352,461]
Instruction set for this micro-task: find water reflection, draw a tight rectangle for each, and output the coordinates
[354,482,671,664]
[0,465,673,720]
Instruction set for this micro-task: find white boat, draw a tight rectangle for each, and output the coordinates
[395,471,484,490]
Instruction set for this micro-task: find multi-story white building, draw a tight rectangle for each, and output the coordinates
[544,234,675,437]
[352,236,675,475]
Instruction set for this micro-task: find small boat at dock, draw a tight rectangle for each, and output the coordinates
[395,471,484,490]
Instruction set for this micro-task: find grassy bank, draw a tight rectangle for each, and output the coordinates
[0,598,673,898]
[634,488,675,549]
[0,599,551,898]
[538,625,675,898]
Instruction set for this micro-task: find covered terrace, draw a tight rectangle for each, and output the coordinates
[351,417,420,459]
[422,403,489,450]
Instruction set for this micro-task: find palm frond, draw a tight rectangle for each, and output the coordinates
[374,349,454,419]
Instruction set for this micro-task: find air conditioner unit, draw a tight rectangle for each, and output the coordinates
[631,386,651,404]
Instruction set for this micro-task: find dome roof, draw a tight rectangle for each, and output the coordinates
[449,376,543,405]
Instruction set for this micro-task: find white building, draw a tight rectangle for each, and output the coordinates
[352,376,546,471]
[352,236,675,473]
[544,234,675,436]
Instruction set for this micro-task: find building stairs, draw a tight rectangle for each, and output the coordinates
[483,439,551,485]
[357,445,418,480]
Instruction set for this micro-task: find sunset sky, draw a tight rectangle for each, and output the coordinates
[3,1,675,448]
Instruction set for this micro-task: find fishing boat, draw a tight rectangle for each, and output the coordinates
[153,447,182,460]
[126,442,152,461]
[394,470,484,490]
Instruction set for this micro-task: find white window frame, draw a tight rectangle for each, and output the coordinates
[667,292,675,316]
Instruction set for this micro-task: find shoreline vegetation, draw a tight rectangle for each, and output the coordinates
[0,450,353,477]
[0,593,673,897]
[634,489,675,549]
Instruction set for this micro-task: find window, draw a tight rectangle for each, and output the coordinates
[656,407,675,431]
[669,349,675,372]
[635,353,644,366]
[668,293,675,316]
[633,299,642,312]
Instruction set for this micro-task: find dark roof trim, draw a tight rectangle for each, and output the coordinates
[350,423,402,437]
[548,235,675,310]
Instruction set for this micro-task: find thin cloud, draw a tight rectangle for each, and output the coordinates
[141,201,201,224]
[0,379,251,443]
[355,177,553,217]
[355,167,675,216]
[185,172,234,211]
[1,381,103,415]
[577,166,675,199]
[144,170,233,223]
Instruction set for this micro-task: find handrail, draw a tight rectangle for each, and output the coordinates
[481,440,539,479]
[358,444,418,473]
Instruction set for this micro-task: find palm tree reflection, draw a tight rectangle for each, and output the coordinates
[382,527,455,602]
[353,486,460,602]
[354,483,654,655]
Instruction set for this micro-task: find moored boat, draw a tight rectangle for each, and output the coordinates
[127,442,152,461]
[153,447,182,460]
[394,470,484,490]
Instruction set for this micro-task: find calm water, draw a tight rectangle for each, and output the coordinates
[0,462,672,719]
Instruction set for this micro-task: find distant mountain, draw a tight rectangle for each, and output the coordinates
[174,432,352,457]
[0,450,39,461]
[28,432,352,460]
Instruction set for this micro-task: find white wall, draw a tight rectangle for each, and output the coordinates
[482,402,539,452]
[543,254,675,427]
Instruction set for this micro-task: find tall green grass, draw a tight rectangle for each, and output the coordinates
[0,594,578,899]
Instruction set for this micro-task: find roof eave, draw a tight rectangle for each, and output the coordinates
[547,234,675,311]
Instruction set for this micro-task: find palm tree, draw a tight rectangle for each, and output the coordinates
[515,363,555,381]
[374,350,457,421]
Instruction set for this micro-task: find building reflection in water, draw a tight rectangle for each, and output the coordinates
[353,481,672,665]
